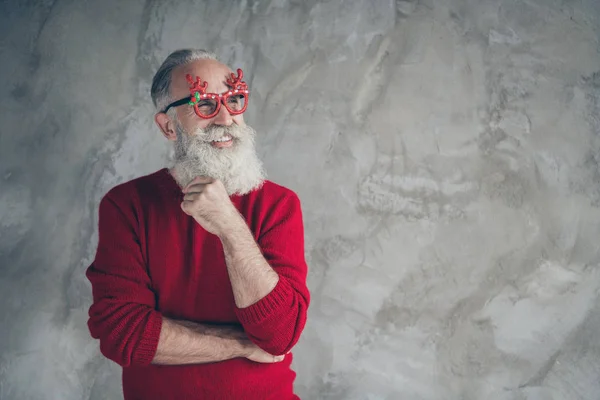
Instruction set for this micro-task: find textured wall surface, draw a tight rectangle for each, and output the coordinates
[1,0,600,399]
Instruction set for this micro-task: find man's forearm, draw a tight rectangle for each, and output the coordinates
[152,317,249,365]
[219,217,279,309]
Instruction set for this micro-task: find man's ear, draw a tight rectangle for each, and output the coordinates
[155,112,177,141]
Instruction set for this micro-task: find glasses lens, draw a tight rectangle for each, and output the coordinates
[224,93,247,114]
[195,98,219,117]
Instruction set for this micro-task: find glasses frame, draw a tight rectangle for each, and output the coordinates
[161,68,250,119]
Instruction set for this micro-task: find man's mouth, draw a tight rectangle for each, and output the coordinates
[210,134,233,148]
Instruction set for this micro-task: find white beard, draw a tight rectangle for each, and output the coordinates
[170,122,266,196]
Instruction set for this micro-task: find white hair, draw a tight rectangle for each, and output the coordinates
[151,49,218,113]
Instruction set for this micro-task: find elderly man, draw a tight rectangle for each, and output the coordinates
[86,49,310,399]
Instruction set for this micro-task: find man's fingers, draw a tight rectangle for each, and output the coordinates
[247,348,286,363]
[182,192,200,202]
[183,176,213,193]
[180,201,191,214]
[192,176,213,184]
[183,183,206,194]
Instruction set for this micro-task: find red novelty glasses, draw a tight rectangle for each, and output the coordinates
[162,68,249,119]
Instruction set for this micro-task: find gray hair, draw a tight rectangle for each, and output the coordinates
[151,49,218,113]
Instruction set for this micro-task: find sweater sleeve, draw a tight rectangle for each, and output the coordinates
[234,192,310,356]
[86,192,163,367]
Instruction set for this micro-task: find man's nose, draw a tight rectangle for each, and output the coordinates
[212,101,233,126]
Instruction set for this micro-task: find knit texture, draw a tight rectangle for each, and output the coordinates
[86,168,309,400]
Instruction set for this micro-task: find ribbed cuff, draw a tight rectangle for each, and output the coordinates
[235,278,293,326]
[132,311,163,366]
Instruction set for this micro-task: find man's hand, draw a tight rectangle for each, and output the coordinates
[244,343,286,363]
[181,176,243,236]
[211,322,286,364]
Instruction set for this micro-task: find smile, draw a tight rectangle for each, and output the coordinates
[211,135,233,148]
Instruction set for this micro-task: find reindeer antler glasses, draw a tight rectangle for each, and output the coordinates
[161,68,250,119]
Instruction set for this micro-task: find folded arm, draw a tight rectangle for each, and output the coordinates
[153,317,282,365]
[219,192,310,356]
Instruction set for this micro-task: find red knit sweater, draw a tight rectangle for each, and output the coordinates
[86,168,310,399]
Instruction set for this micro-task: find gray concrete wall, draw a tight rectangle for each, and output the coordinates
[1,0,599,399]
